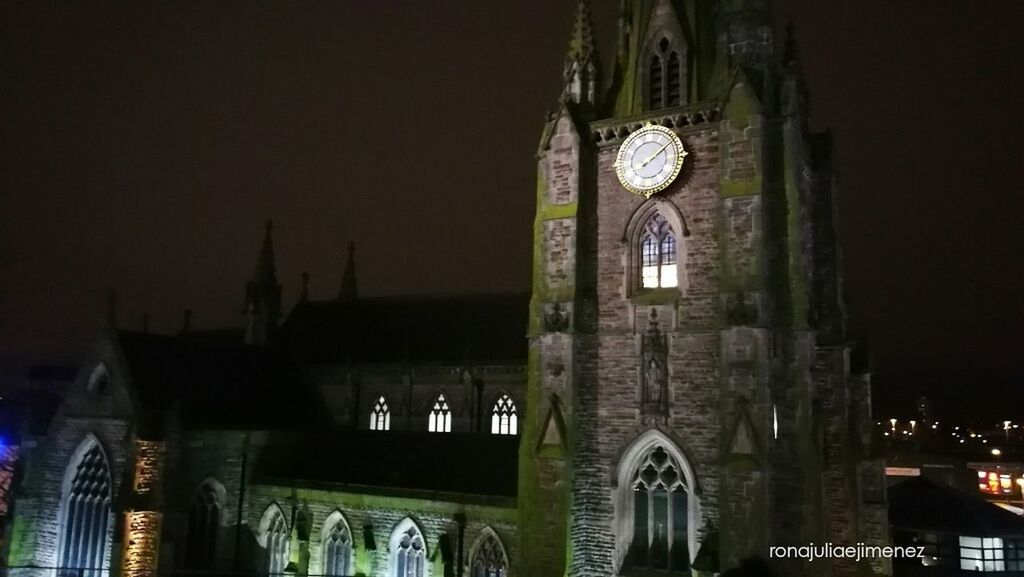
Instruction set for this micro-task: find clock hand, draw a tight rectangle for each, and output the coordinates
[639,141,672,169]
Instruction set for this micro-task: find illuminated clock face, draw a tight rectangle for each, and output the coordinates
[614,125,688,197]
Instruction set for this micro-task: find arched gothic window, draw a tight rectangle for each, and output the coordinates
[625,445,691,573]
[641,213,678,289]
[185,482,221,569]
[391,520,426,577]
[264,506,289,575]
[322,516,353,577]
[648,37,683,110]
[470,529,509,577]
[491,394,518,435]
[58,440,112,576]
[427,393,452,433]
[370,395,391,431]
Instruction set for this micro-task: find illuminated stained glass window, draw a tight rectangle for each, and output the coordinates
[185,482,220,569]
[649,37,682,110]
[370,395,391,431]
[470,531,508,577]
[323,519,352,577]
[59,442,111,577]
[640,213,678,289]
[393,525,425,577]
[625,446,690,573]
[427,393,452,433]
[491,394,518,435]
[266,507,289,575]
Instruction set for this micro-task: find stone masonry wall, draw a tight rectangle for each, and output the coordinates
[566,125,723,577]
[247,487,517,577]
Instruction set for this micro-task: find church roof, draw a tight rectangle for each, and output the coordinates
[282,292,529,365]
[253,429,519,500]
[115,331,323,429]
[889,476,1024,536]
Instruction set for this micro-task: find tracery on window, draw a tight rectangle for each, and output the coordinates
[625,445,690,573]
[370,395,391,431]
[323,517,353,577]
[393,524,425,577]
[185,482,221,569]
[648,37,683,110]
[491,394,518,435]
[427,393,452,433]
[640,213,678,289]
[265,507,289,575]
[59,440,112,576]
[470,530,508,577]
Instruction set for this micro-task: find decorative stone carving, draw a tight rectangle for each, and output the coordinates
[543,302,571,333]
[640,308,669,414]
[725,291,758,326]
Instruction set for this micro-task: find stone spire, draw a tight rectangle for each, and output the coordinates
[244,220,282,346]
[338,242,358,301]
[563,0,600,108]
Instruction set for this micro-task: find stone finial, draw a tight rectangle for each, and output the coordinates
[562,0,600,107]
[244,219,282,346]
[566,0,595,64]
[254,219,278,286]
[338,241,358,301]
[783,21,798,66]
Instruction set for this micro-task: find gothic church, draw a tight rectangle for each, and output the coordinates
[3,1,887,576]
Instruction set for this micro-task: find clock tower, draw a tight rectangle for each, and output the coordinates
[519,1,888,576]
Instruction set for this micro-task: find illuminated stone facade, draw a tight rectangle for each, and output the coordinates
[2,2,885,577]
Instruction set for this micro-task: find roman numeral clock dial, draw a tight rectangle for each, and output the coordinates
[614,125,688,197]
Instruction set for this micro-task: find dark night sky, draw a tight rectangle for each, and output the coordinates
[1,1,1022,419]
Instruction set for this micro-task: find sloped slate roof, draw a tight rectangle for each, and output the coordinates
[115,331,321,429]
[889,476,1024,536]
[253,429,519,499]
[281,293,530,365]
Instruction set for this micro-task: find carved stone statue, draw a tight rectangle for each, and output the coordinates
[641,308,668,414]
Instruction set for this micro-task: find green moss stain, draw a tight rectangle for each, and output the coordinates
[719,178,763,198]
[782,140,809,329]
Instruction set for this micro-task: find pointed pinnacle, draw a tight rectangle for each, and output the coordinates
[339,241,358,301]
[254,219,278,284]
[567,0,596,63]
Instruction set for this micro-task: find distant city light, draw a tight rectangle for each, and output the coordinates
[992,449,1003,456]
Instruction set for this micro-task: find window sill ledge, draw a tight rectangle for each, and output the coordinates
[631,289,680,306]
